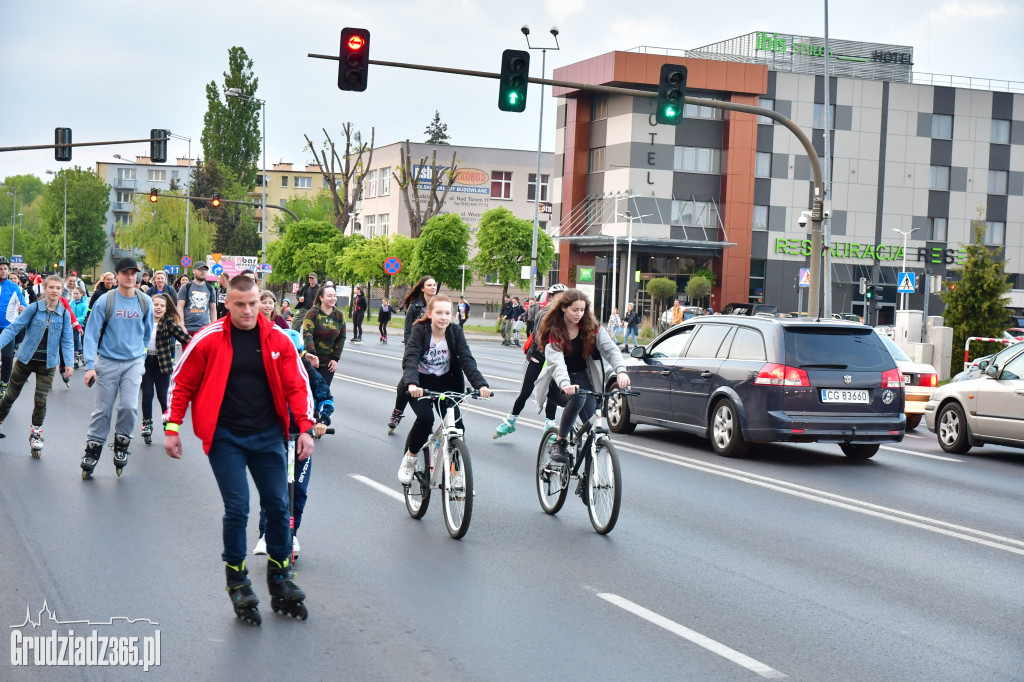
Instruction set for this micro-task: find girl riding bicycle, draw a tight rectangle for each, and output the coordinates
[397,295,491,485]
[533,288,630,464]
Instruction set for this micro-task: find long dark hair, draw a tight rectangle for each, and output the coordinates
[402,276,436,308]
[415,295,452,325]
[313,284,335,310]
[154,293,182,326]
[537,288,599,358]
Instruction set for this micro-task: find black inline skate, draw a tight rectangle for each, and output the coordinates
[141,419,153,445]
[29,425,43,459]
[387,409,403,435]
[226,561,261,626]
[111,434,131,477]
[267,556,307,620]
[81,440,102,479]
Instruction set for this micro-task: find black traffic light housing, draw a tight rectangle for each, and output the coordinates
[338,28,370,92]
[151,129,168,164]
[149,188,159,203]
[865,284,874,300]
[211,192,221,208]
[54,127,72,161]
[498,49,530,113]
[656,64,687,125]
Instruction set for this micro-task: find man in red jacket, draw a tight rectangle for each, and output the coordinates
[163,274,316,624]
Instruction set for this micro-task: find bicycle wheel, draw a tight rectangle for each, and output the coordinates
[586,437,621,534]
[535,427,568,515]
[442,438,473,539]
[404,448,431,519]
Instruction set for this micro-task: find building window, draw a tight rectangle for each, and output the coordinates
[931,114,953,139]
[378,213,389,235]
[115,213,131,225]
[991,119,1011,144]
[752,205,769,231]
[929,165,950,191]
[684,96,721,119]
[591,95,608,121]
[364,170,377,198]
[484,271,502,285]
[295,176,312,189]
[984,221,1005,245]
[749,259,766,303]
[280,176,288,188]
[364,214,375,236]
[929,217,947,241]
[527,173,549,202]
[671,200,720,228]
[115,190,133,204]
[147,169,166,183]
[988,169,1008,194]
[755,152,772,178]
[490,171,512,199]
[758,97,774,125]
[813,103,836,129]
[674,146,722,174]
[171,170,179,181]
[379,167,391,196]
[117,167,136,182]
[256,174,265,188]
[588,147,605,173]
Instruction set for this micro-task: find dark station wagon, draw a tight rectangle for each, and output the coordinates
[605,317,905,458]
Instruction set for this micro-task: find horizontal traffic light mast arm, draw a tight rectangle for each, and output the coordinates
[0,135,168,154]
[154,192,301,222]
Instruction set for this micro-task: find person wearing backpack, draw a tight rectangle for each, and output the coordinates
[176,262,218,347]
[79,258,154,479]
[0,274,74,455]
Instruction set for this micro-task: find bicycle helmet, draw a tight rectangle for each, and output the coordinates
[283,329,304,352]
[548,283,568,294]
[0,256,9,266]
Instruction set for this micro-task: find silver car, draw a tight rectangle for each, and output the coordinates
[925,343,1024,454]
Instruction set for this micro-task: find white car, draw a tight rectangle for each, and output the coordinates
[878,335,938,431]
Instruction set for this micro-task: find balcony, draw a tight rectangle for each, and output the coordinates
[114,178,136,190]
[113,202,133,212]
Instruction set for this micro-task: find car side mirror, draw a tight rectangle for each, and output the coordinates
[978,360,989,371]
[985,364,999,378]
[630,346,646,359]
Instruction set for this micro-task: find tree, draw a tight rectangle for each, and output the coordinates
[337,233,416,301]
[940,218,1012,377]
[200,47,261,189]
[646,277,678,329]
[392,140,460,238]
[424,110,450,145]
[188,158,254,253]
[303,125,374,233]
[685,275,712,307]
[471,206,555,299]
[116,190,216,269]
[265,218,339,284]
[0,174,45,227]
[38,167,109,274]
[272,191,335,235]
[414,213,471,292]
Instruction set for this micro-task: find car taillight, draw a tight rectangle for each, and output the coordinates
[881,368,905,388]
[754,363,810,387]
[919,373,938,388]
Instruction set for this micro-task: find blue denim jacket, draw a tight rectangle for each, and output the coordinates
[0,301,75,369]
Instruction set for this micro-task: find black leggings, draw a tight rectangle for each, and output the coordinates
[404,374,463,454]
[140,355,169,421]
[353,311,364,339]
[546,371,596,439]
[393,376,409,413]
[512,355,558,419]
[379,319,388,338]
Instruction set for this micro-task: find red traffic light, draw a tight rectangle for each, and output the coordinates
[211,192,221,207]
[346,35,365,51]
[149,188,159,203]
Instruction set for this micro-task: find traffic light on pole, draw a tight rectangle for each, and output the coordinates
[498,49,530,113]
[151,129,168,164]
[656,64,687,125]
[54,127,72,161]
[865,284,874,300]
[211,192,221,207]
[338,27,370,92]
[149,188,159,203]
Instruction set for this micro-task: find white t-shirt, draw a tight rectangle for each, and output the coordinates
[418,336,450,376]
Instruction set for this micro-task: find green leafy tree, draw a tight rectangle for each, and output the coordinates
[424,110,450,145]
[38,167,109,274]
[471,206,555,299]
[200,47,261,189]
[117,190,216,270]
[265,218,338,284]
[337,233,417,301]
[940,219,1012,377]
[414,213,470,292]
[685,275,712,307]
[292,243,332,282]
[0,174,45,227]
[189,158,257,254]
[273,191,335,235]
[693,267,716,287]
[646,277,678,329]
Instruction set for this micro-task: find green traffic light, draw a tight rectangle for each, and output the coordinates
[664,105,678,119]
[508,92,520,105]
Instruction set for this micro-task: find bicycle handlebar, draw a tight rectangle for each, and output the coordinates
[409,388,487,400]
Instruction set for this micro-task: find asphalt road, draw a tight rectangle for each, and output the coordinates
[1,338,1022,681]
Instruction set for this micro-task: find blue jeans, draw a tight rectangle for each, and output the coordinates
[259,454,311,537]
[207,425,289,564]
[625,326,639,346]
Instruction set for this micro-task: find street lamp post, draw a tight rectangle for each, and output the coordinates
[225,88,267,286]
[522,25,560,303]
[46,170,68,277]
[458,264,470,296]
[619,209,650,311]
[893,227,918,311]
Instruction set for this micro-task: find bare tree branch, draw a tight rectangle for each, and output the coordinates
[392,141,460,238]
[302,124,375,234]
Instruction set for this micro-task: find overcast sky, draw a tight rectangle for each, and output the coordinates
[2,0,1021,183]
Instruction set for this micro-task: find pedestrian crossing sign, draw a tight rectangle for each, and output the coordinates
[798,268,810,288]
[897,272,916,293]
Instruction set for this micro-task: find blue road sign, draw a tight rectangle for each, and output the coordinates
[164,265,180,275]
[798,268,810,288]
[181,256,192,268]
[11,255,23,264]
[383,257,401,275]
[897,272,916,293]
[211,264,223,276]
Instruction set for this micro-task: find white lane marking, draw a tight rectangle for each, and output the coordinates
[903,432,925,439]
[881,445,963,462]
[336,373,1023,555]
[350,474,404,502]
[597,593,787,679]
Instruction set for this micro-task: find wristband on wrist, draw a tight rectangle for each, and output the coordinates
[165,422,180,434]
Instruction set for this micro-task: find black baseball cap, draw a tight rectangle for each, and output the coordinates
[194,262,210,271]
[115,257,140,273]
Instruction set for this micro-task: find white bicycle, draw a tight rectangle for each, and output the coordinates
[403,390,484,539]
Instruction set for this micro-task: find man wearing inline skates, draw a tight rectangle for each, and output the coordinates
[164,274,317,624]
[0,257,27,398]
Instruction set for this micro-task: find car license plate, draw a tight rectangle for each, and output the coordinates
[820,389,869,403]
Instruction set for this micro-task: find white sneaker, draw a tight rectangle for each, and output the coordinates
[545,419,558,431]
[397,454,418,486]
[292,535,300,558]
[253,535,267,555]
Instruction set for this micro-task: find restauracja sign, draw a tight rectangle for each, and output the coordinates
[774,238,966,264]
